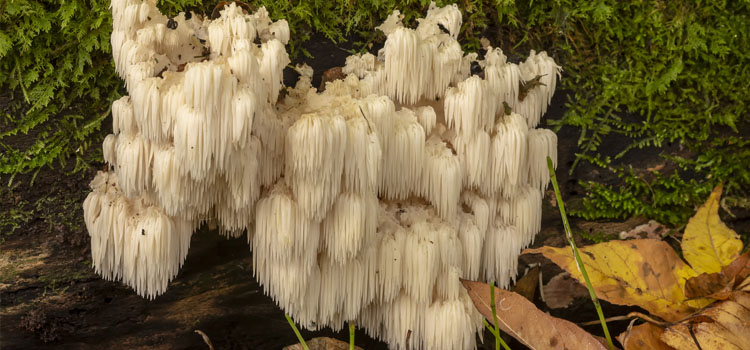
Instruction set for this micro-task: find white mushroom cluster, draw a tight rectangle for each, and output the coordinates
[84,1,560,349]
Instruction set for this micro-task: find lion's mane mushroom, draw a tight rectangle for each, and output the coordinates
[84,1,561,349]
[86,0,289,296]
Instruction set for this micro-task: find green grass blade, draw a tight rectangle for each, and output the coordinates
[547,156,615,350]
[489,284,512,350]
[285,313,309,350]
[349,321,355,350]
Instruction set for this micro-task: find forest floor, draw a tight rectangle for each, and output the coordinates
[2,35,748,350]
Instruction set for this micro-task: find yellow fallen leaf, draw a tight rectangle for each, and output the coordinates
[660,292,750,350]
[525,239,709,322]
[681,185,743,274]
[461,279,607,350]
[617,323,675,350]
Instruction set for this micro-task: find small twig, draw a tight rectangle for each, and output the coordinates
[688,323,704,350]
[618,318,641,347]
[579,315,636,326]
[194,330,215,350]
[358,106,374,133]
[628,312,668,327]
[720,197,737,218]
[518,74,547,102]
[579,311,668,327]
[405,330,412,350]
[537,266,545,303]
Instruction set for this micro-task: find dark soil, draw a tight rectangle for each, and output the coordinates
[2,34,748,350]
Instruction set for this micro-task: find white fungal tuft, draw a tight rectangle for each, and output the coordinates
[87,2,560,348]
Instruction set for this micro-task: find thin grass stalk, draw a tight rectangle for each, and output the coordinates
[489,284,512,350]
[483,320,512,350]
[349,322,355,350]
[547,156,615,350]
[285,313,309,350]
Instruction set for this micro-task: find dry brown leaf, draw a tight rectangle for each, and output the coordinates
[681,185,743,275]
[525,239,709,322]
[619,220,668,240]
[738,276,750,292]
[723,251,750,288]
[284,337,363,350]
[479,37,491,49]
[518,75,547,101]
[511,266,540,302]
[617,323,675,350]
[660,291,750,350]
[647,164,666,172]
[684,250,750,300]
[319,67,346,92]
[194,330,215,350]
[543,272,589,309]
[460,279,607,350]
[685,272,735,300]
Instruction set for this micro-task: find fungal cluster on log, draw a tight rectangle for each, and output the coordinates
[83,1,561,349]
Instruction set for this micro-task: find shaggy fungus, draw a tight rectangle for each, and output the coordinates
[84,1,561,349]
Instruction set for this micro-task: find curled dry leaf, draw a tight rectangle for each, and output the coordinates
[525,239,711,322]
[511,266,540,302]
[684,250,750,300]
[738,276,750,291]
[319,67,346,91]
[681,184,743,275]
[543,272,590,309]
[723,250,750,286]
[647,163,666,172]
[684,272,735,300]
[617,323,675,350]
[460,279,607,350]
[660,291,750,350]
[479,37,491,49]
[194,330,215,350]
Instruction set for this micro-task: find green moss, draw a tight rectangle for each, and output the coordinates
[0,264,19,284]
[37,266,93,291]
[0,184,34,236]
[2,0,748,229]
[33,189,86,235]
[535,1,750,227]
[0,205,34,236]
[0,182,87,238]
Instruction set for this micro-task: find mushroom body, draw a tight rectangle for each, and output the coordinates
[84,1,561,348]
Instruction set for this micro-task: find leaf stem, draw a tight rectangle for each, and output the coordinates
[285,313,309,350]
[15,62,30,103]
[547,156,615,350]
